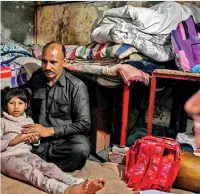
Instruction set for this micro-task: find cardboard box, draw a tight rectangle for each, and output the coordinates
[91,108,111,153]
[88,85,116,153]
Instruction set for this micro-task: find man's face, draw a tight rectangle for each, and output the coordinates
[41,44,66,81]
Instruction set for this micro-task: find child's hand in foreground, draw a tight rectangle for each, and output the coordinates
[8,134,34,146]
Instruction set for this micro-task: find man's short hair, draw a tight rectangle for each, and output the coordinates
[42,41,66,58]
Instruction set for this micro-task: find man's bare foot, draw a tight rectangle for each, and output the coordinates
[64,178,105,194]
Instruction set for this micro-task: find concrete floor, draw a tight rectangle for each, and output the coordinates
[89,147,111,162]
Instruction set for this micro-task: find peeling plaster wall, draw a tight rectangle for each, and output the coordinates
[35,1,200,45]
[1,1,34,44]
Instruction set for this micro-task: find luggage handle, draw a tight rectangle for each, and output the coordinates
[142,136,179,146]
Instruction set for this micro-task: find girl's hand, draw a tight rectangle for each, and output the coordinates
[25,134,40,144]
[8,134,31,146]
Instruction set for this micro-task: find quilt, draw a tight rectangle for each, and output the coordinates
[91,2,200,62]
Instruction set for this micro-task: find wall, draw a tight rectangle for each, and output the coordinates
[35,1,200,45]
[1,1,199,45]
[35,1,161,45]
[1,1,34,44]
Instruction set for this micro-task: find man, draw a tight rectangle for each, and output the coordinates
[185,89,200,148]
[22,41,91,172]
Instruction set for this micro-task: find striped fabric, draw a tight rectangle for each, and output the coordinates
[65,45,79,60]
[31,43,138,60]
[32,45,79,60]
[75,43,138,60]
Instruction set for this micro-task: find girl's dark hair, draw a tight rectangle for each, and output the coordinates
[2,87,32,117]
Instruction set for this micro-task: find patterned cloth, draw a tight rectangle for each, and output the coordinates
[0,39,149,88]
[65,63,150,86]
[69,58,119,66]
[1,57,41,89]
[75,43,138,60]
[65,64,119,76]
[32,44,79,60]
[32,43,138,60]
[65,45,79,59]
[125,60,166,74]
[124,52,150,61]
[1,62,27,89]
[192,64,200,72]
[91,2,200,62]
[31,44,43,60]
[117,64,150,86]
[0,42,32,64]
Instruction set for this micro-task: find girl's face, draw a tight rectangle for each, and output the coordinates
[7,96,27,117]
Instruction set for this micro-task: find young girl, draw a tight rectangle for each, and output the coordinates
[1,87,105,194]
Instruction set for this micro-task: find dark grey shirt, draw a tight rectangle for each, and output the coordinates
[29,68,91,137]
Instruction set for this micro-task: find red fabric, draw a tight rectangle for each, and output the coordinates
[125,136,181,192]
[0,67,12,78]
[94,43,106,59]
[117,64,150,86]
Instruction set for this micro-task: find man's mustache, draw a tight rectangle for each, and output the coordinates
[44,70,56,74]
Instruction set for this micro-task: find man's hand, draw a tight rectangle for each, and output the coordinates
[22,124,54,138]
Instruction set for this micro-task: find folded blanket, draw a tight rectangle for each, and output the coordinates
[1,62,27,89]
[69,58,119,66]
[91,2,200,62]
[75,43,138,60]
[32,43,139,60]
[0,44,32,64]
[32,44,79,60]
[117,64,150,86]
[65,63,150,86]
[1,57,41,89]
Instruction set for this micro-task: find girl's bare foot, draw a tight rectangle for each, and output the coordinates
[64,178,105,194]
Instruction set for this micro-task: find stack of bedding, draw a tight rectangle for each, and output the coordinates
[1,2,199,89]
